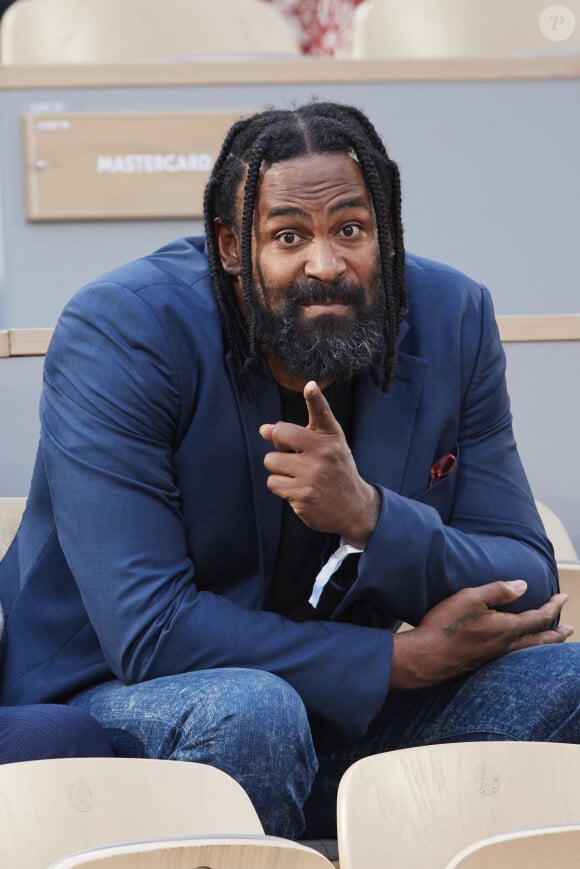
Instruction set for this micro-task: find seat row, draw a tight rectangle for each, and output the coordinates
[1,0,579,64]
[1,742,580,867]
[0,0,300,64]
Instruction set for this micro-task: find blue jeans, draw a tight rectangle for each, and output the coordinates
[69,645,580,839]
[69,668,316,839]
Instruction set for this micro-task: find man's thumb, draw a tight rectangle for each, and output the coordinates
[505,580,527,594]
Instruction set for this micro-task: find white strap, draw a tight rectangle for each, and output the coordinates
[309,538,364,608]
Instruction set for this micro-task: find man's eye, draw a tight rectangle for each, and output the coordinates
[340,224,360,238]
[279,232,297,244]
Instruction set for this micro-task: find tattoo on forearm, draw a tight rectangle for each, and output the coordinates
[443,609,482,637]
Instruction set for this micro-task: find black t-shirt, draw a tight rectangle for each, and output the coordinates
[264,381,354,621]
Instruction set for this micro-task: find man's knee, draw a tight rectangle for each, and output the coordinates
[71,668,314,762]
[176,669,313,756]
[468,644,580,742]
[155,669,318,839]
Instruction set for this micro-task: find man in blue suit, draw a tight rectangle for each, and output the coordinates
[0,103,578,838]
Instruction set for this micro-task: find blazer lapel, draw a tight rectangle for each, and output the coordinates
[225,354,284,588]
[352,325,427,494]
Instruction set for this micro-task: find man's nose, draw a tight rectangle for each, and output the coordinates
[304,239,346,282]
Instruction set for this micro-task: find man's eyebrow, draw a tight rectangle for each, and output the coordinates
[329,197,370,214]
[265,206,308,220]
[265,198,371,221]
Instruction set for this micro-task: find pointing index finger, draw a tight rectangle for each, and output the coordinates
[304,381,341,434]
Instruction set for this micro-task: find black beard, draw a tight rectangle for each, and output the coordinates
[252,278,386,382]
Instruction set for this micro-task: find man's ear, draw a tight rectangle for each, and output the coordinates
[215,220,242,278]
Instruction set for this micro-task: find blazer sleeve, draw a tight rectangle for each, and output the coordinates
[338,285,559,627]
[40,280,390,740]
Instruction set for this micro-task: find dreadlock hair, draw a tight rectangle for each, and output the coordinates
[203,101,407,396]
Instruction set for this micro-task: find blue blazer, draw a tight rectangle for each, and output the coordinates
[0,237,557,739]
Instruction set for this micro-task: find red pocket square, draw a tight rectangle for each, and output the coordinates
[429,452,457,488]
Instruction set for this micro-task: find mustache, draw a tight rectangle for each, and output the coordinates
[283,279,367,307]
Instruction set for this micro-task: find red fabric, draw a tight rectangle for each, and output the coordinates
[268,0,365,56]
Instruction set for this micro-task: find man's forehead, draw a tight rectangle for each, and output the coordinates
[254,152,372,211]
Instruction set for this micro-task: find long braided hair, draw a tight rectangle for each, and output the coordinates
[203,102,407,395]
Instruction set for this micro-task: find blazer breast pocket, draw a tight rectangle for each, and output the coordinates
[413,448,458,522]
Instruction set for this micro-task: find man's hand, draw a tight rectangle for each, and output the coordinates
[259,380,379,548]
[390,580,574,690]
